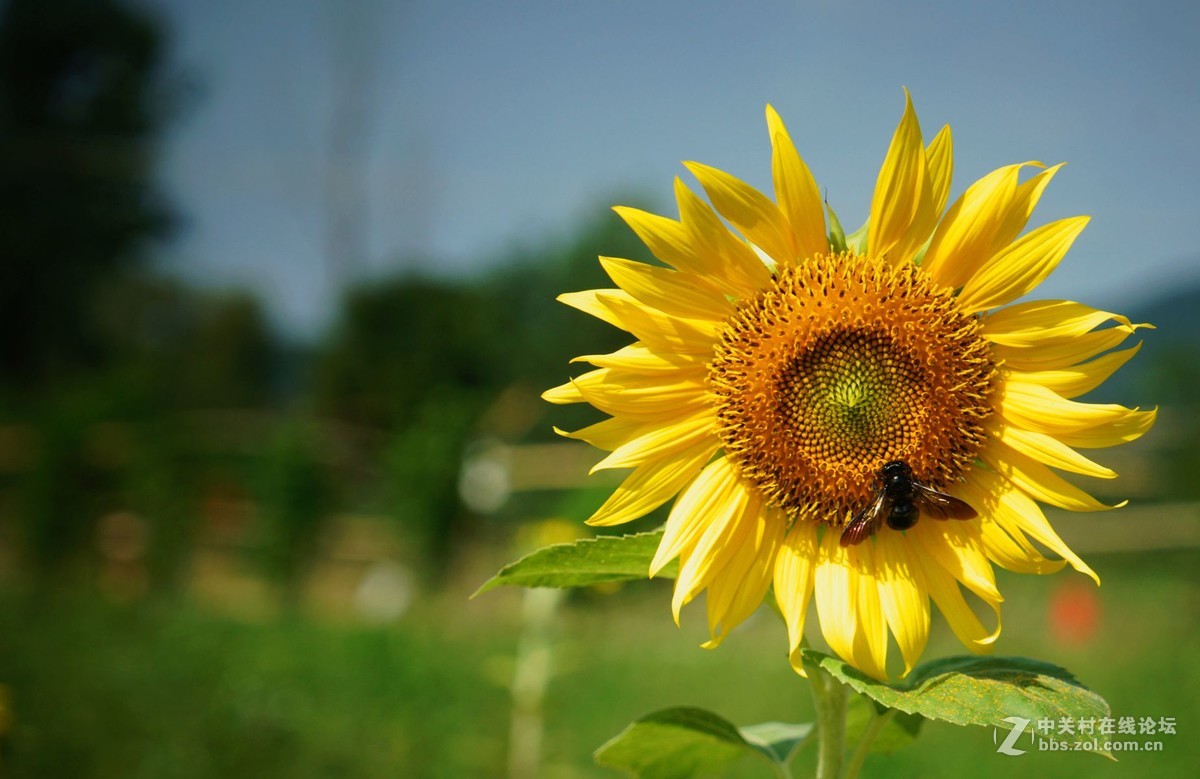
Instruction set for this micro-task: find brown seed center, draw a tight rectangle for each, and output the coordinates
[707,252,996,522]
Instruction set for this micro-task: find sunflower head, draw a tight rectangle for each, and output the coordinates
[546,92,1155,680]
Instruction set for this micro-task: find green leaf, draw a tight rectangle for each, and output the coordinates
[594,707,812,779]
[473,531,673,596]
[593,707,751,779]
[845,695,922,754]
[739,721,814,764]
[804,650,1113,758]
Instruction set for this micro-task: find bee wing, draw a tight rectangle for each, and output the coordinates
[840,490,893,547]
[911,482,977,520]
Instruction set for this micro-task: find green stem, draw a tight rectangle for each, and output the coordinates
[770,758,795,779]
[844,708,896,779]
[807,659,849,779]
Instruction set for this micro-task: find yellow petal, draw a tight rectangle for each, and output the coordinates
[545,367,629,405]
[925,125,954,217]
[916,552,1000,651]
[851,542,890,681]
[571,343,707,374]
[982,299,1138,346]
[555,416,646,451]
[976,515,1067,577]
[815,530,889,677]
[960,470,1075,573]
[981,439,1117,512]
[774,516,818,676]
[719,541,780,635]
[679,513,755,628]
[555,288,629,330]
[705,503,769,625]
[672,480,754,621]
[994,424,1117,479]
[1005,344,1142,399]
[869,89,936,265]
[765,104,828,263]
[590,411,715,472]
[586,438,719,527]
[1055,407,1157,450]
[956,216,1090,313]
[922,162,1031,289]
[1000,381,1154,444]
[962,468,1097,584]
[990,326,1145,372]
[910,520,1002,605]
[814,530,858,670]
[875,533,929,677]
[570,368,709,419]
[612,205,718,278]
[557,289,719,353]
[991,163,1065,252]
[674,178,772,295]
[684,160,798,266]
[599,256,732,321]
[652,456,739,576]
[543,376,587,405]
[702,496,783,648]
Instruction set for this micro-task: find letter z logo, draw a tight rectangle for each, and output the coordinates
[995,716,1031,755]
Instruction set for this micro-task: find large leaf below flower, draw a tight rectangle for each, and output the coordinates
[593,707,812,779]
[473,531,672,596]
[803,650,1114,758]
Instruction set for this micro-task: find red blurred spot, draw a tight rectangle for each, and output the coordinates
[1048,580,1101,645]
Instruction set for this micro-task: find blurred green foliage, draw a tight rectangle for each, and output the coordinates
[1,547,1197,778]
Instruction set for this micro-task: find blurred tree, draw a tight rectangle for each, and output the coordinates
[0,0,176,386]
[316,278,499,431]
[10,276,280,585]
[315,207,645,432]
[477,208,648,403]
[94,278,279,411]
[257,418,332,605]
[20,396,113,583]
[313,207,649,574]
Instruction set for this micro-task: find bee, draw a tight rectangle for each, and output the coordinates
[839,460,977,547]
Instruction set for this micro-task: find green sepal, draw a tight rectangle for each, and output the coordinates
[826,201,848,253]
[845,217,869,254]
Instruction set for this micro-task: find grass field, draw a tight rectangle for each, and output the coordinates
[0,541,1197,778]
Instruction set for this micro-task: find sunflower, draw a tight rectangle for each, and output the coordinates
[544,92,1154,680]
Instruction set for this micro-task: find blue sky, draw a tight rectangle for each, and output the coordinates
[153,0,1200,336]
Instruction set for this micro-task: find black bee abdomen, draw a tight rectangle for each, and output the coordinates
[886,502,920,530]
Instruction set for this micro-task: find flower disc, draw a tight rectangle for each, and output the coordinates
[708,252,996,521]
